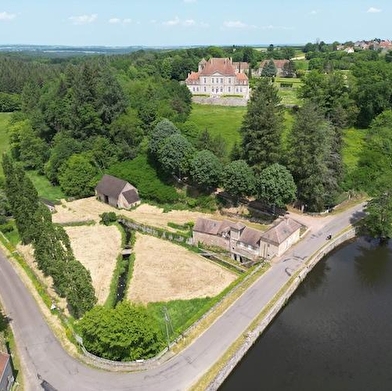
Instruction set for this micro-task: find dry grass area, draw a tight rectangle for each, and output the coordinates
[16,244,68,311]
[128,233,237,304]
[53,197,216,230]
[65,225,122,304]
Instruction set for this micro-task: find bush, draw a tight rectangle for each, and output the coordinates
[100,212,117,226]
[0,221,14,233]
[108,154,179,204]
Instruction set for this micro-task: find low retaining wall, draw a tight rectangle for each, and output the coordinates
[206,226,357,391]
[192,96,248,106]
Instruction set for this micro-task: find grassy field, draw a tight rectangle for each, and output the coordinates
[27,171,65,201]
[342,127,367,174]
[188,104,246,153]
[0,113,11,177]
[274,77,303,106]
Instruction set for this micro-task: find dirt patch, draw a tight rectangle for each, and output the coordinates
[127,233,237,304]
[65,225,122,304]
[53,197,216,230]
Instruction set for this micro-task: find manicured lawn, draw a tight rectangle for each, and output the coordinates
[148,297,213,340]
[0,113,11,177]
[188,104,246,152]
[26,171,65,202]
[274,77,303,106]
[342,127,368,174]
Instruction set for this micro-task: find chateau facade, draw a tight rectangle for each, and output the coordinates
[185,58,249,99]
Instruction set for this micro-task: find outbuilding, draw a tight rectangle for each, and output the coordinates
[95,174,141,209]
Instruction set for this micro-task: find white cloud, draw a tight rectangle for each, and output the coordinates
[69,14,97,25]
[0,11,16,21]
[163,16,180,26]
[224,20,247,28]
[367,7,381,13]
[310,10,318,15]
[109,17,132,24]
[259,24,292,30]
[163,16,202,27]
[183,19,196,26]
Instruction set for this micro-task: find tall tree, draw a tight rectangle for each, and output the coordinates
[261,60,277,77]
[256,163,297,209]
[222,160,255,201]
[190,150,222,189]
[148,119,180,157]
[288,103,337,212]
[240,78,283,171]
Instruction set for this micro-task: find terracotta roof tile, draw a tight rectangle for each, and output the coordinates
[199,58,237,76]
[236,73,248,81]
[186,71,200,81]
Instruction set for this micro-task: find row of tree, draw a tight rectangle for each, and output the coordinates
[2,155,96,318]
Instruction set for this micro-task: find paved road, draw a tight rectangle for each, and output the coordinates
[0,203,365,391]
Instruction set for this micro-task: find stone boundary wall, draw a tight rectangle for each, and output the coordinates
[206,226,357,391]
[192,96,248,106]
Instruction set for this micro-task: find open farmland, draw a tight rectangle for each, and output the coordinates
[127,233,237,304]
[53,197,216,230]
[65,225,122,304]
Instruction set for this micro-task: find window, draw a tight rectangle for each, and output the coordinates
[240,87,242,92]
[204,78,206,83]
[192,87,195,92]
[212,77,214,83]
[228,78,231,83]
[197,87,199,91]
[204,86,206,92]
[220,87,223,92]
[221,78,223,83]
[228,87,231,92]
[236,88,238,93]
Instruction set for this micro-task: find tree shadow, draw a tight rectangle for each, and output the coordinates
[354,238,391,288]
[0,308,10,333]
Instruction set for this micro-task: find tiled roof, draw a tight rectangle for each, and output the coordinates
[236,72,248,81]
[186,71,200,81]
[123,189,140,204]
[260,59,289,69]
[261,218,302,245]
[233,61,249,70]
[194,218,223,235]
[199,58,237,76]
[238,227,263,247]
[0,352,10,380]
[95,174,128,199]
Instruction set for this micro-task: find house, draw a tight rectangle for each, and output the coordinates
[193,216,302,262]
[95,174,141,209]
[185,57,249,99]
[0,353,14,391]
[258,59,291,77]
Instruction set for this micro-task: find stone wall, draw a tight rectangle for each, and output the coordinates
[192,96,248,106]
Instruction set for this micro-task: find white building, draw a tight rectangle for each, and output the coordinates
[185,58,249,99]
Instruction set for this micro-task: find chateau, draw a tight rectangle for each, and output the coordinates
[185,57,250,99]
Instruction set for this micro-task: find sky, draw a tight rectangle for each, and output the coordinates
[0,0,390,47]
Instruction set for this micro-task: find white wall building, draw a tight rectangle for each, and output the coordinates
[185,58,249,99]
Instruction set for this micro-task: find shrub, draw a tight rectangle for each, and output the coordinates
[100,212,117,226]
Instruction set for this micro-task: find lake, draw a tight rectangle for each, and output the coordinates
[220,237,392,391]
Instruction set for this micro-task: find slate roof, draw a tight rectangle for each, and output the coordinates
[238,227,263,247]
[193,218,223,235]
[95,174,128,199]
[0,352,10,380]
[261,218,302,246]
[122,189,140,204]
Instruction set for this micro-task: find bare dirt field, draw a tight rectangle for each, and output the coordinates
[53,197,216,230]
[127,233,237,304]
[65,225,122,304]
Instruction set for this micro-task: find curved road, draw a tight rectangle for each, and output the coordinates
[0,204,365,391]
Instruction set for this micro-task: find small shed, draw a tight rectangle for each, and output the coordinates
[0,352,14,391]
[95,174,141,209]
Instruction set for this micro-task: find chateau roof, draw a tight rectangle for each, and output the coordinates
[236,72,248,81]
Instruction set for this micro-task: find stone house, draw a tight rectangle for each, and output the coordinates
[0,352,14,391]
[95,174,141,209]
[193,217,302,262]
[257,59,290,77]
[185,57,250,99]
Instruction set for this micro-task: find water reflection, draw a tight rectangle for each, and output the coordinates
[354,237,391,288]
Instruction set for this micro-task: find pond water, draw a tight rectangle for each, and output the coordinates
[220,237,392,391]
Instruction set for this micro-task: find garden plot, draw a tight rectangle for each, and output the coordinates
[127,233,237,304]
[65,224,122,304]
